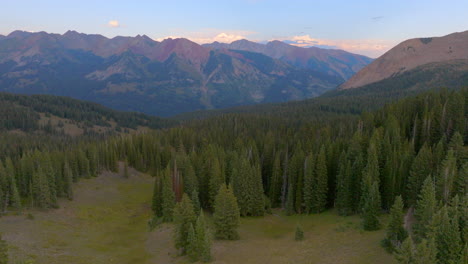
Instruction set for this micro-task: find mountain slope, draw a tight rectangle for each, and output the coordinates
[204,39,373,81]
[0,92,175,134]
[0,31,368,116]
[175,60,468,121]
[340,30,468,89]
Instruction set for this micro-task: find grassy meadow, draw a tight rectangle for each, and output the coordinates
[0,168,396,264]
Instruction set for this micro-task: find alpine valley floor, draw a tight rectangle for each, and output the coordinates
[0,166,396,264]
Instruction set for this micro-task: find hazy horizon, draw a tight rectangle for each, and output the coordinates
[2,0,468,57]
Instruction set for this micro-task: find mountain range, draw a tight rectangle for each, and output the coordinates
[0,30,371,116]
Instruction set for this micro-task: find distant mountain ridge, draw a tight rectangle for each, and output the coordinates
[0,31,367,116]
[0,30,371,116]
[340,30,468,89]
[204,39,372,80]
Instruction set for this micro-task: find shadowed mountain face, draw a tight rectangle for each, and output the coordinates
[0,31,369,116]
[340,30,468,89]
[204,39,373,80]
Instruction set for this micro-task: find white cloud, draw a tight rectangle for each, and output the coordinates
[154,29,257,44]
[278,35,396,58]
[153,29,395,58]
[107,20,121,28]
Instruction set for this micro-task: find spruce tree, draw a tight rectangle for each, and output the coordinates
[461,244,468,264]
[407,144,432,205]
[414,237,437,264]
[436,150,457,203]
[250,164,265,216]
[431,206,462,264]
[303,154,314,214]
[268,152,282,208]
[362,182,381,231]
[183,160,198,200]
[151,177,162,217]
[231,157,264,216]
[63,161,73,200]
[213,184,240,240]
[395,237,415,264]
[161,169,176,222]
[383,195,408,251]
[360,144,380,213]
[4,158,21,210]
[195,211,212,262]
[285,183,295,216]
[335,152,353,216]
[186,224,197,262]
[191,189,201,215]
[173,194,197,254]
[414,176,437,239]
[313,146,328,213]
[208,158,224,210]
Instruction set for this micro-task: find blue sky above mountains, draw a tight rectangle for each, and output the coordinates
[1,0,467,57]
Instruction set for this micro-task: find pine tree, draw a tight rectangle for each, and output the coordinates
[32,167,52,209]
[183,160,198,200]
[268,152,282,208]
[335,152,353,216]
[285,183,295,216]
[436,150,457,203]
[186,223,197,262]
[383,195,408,251]
[250,164,265,216]
[161,169,176,222]
[303,154,314,214]
[431,206,462,264]
[208,158,224,210]
[407,144,432,205]
[461,244,468,264]
[231,157,264,216]
[195,211,212,262]
[213,184,240,240]
[4,158,21,210]
[173,194,197,254]
[362,182,381,231]
[360,144,380,213]
[395,237,415,264]
[191,189,201,215]
[313,146,328,213]
[63,161,73,200]
[151,177,162,217]
[447,131,465,167]
[414,237,437,264]
[414,176,437,239]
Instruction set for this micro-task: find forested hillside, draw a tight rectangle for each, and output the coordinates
[0,88,465,263]
[0,92,175,133]
[175,62,468,121]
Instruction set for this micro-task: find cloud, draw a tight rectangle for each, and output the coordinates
[153,29,395,58]
[107,20,121,28]
[155,29,257,44]
[371,16,384,22]
[278,35,396,58]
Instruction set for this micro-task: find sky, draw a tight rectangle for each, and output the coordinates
[1,0,468,58]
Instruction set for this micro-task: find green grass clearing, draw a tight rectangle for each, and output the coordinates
[0,168,396,264]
